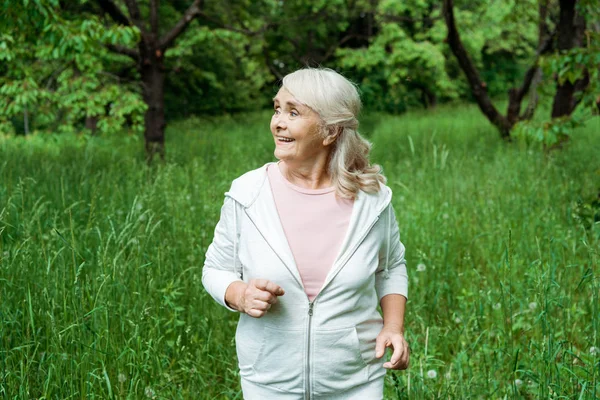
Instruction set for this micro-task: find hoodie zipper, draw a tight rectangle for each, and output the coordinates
[303,201,388,399]
[306,301,314,400]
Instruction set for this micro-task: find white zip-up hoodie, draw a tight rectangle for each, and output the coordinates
[202,162,408,399]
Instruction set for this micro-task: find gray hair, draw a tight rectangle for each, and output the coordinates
[281,68,386,199]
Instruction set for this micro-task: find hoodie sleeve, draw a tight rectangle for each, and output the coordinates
[375,203,408,302]
[202,195,243,312]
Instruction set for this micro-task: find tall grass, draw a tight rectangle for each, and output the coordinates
[1,104,599,399]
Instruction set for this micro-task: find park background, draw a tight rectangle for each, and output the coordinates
[1,0,599,398]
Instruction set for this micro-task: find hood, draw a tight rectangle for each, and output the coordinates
[225,162,392,212]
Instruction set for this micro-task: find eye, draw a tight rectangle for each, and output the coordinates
[273,107,281,115]
[290,110,299,117]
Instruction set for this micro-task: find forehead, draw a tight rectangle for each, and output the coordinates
[273,88,303,107]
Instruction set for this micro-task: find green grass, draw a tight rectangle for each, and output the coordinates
[1,104,599,399]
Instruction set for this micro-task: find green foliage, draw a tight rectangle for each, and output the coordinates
[1,106,599,397]
[0,1,146,136]
[338,0,539,112]
[164,26,270,117]
[512,0,600,144]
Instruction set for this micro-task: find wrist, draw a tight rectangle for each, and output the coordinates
[383,322,404,334]
[225,281,247,312]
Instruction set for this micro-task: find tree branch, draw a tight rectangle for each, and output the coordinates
[96,0,130,26]
[194,10,271,38]
[321,33,363,63]
[442,0,511,137]
[263,48,284,80]
[150,0,159,35]
[514,0,554,121]
[123,0,146,34]
[106,43,140,61]
[508,31,555,122]
[159,0,203,51]
[520,67,543,121]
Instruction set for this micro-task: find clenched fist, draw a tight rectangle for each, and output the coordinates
[225,279,285,318]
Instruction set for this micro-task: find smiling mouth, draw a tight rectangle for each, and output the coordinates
[277,137,295,143]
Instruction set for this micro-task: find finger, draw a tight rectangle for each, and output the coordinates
[398,342,409,366]
[397,352,410,370]
[264,281,285,296]
[253,279,285,296]
[389,337,403,365]
[247,308,265,318]
[390,340,410,370]
[375,335,388,359]
[251,279,270,291]
[252,300,271,311]
[252,290,275,303]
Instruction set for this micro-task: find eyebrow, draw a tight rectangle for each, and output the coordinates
[272,98,303,109]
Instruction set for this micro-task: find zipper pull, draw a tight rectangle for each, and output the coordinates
[308,302,314,316]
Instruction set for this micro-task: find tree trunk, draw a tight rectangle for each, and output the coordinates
[23,104,29,135]
[98,0,204,162]
[551,0,586,118]
[420,87,437,109]
[141,52,166,163]
[442,0,512,139]
[85,116,98,135]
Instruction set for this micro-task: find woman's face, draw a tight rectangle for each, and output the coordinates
[271,88,332,164]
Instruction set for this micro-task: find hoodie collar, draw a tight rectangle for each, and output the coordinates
[225,162,393,291]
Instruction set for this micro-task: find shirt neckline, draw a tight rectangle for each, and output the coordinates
[273,161,336,195]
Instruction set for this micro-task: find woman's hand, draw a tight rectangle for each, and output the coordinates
[225,279,285,318]
[375,324,410,370]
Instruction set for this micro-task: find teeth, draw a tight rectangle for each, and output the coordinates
[279,137,294,142]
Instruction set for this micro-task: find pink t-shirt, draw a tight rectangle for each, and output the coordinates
[267,162,354,301]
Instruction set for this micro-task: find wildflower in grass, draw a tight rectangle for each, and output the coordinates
[590,346,598,355]
[427,370,437,379]
[136,202,143,211]
[417,263,426,272]
[493,303,501,310]
[454,317,462,324]
[144,386,155,398]
[444,371,451,379]
[528,302,537,311]
[118,373,126,383]
[139,214,147,222]
[514,379,523,387]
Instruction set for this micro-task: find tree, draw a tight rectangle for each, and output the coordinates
[95,0,206,161]
[0,1,146,137]
[443,0,598,143]
[1,0,272,160]
[338,0,459,112]
[442,0,554,139]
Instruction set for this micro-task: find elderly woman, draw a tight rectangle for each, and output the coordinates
[202,68,409,399]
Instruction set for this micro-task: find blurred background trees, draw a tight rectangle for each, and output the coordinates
[1,0,598,157]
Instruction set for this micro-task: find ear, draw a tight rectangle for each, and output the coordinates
[322,126,340,146]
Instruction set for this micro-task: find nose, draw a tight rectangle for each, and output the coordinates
[274,114,287,130]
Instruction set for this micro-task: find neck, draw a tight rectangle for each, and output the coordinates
[278,155,332,190]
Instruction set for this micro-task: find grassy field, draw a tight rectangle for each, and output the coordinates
[1,104,599,399]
